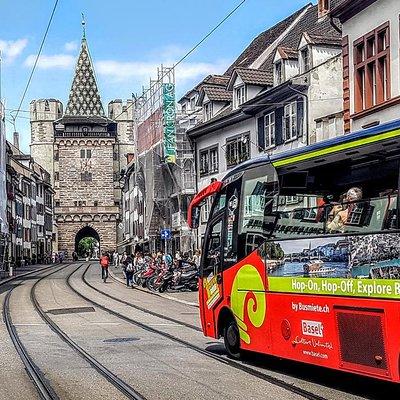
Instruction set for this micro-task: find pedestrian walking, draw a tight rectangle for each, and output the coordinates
[112,250,119,268]
[100,252,110,283]
[124,254,134,287]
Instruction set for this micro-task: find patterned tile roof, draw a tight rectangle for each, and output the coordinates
[224,4,310,75]
[277,46,299,60]
[306,33,342,46]
[179,74,229,102]
[202,75,230,87]
[234,68,273,86]
[259,4,343,70]
[203,86,232,102]
[65,39,105,117]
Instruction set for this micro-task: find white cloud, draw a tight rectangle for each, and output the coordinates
[64,41,78,52]
[94,43,230,88]
[0,38,28,63]
[95,59,229,84]
[24,54,75,69]
[21,43,230,92]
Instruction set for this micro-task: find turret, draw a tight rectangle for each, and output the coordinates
[30,98,62,182]
[108,99,135,169]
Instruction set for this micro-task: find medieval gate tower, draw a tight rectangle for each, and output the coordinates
[30,35,134,257]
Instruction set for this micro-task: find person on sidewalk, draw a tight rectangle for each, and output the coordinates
[124,254,134,287]
[100,252,110,283]
[112,250,119,268]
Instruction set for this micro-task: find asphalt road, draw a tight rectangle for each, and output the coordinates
[0,262,398,400]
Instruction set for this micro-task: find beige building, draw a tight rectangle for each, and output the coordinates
[30,36,133,258]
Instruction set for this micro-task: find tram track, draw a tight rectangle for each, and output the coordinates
[71,263,329,400]
[108,271,199,308]
[83,266,201,332]
[31,263,147,400]
[2,264,70,400]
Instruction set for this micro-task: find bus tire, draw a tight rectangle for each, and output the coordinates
[223,318,241,359]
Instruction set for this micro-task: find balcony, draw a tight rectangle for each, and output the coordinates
[54,131,117,138]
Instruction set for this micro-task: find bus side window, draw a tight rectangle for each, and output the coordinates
[327,195,397,234]
[239,166,279,259]
[202,219,223,277]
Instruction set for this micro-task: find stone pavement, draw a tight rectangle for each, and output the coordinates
[109,266,199,307]
[0,263,56,284]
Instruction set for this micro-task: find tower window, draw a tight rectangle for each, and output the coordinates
[80,149,91,158]
[44,100,50,111]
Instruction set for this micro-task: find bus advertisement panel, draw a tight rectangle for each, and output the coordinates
[191,121,400,382]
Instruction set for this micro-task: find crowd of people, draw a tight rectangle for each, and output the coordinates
[98,249,202,285]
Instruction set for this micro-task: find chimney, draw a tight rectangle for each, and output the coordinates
[318,0,330,18]
[13,132,19,149]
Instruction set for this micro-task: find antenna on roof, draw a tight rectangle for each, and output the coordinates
[81,13,86,40]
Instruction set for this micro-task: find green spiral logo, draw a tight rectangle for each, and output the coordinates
[230,264,266,344]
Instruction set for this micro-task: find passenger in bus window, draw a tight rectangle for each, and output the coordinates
[327,187,363,232]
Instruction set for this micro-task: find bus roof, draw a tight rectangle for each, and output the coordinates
[223,118,400,182]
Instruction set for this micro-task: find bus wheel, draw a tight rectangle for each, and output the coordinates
[224,319,241,359]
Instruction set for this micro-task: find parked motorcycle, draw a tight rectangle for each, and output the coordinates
[158,260,198,292]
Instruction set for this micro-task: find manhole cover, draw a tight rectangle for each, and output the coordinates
[47,306,95,315]
[103,337,140,343]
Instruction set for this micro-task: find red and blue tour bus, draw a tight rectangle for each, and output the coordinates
[188,119,400,382]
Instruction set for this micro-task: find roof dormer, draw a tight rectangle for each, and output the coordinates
[298,32,341,72]
[274,47,299,84]
[228,68,272,108]
[197,86,232,122]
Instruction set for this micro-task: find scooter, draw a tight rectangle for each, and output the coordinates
[159,261,199,292]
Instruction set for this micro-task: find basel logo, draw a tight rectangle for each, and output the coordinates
[301,320,324,337]
[230,265,266,344]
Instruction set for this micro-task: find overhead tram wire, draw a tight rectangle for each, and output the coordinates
[12,0,59,126]
[112,0,248,122]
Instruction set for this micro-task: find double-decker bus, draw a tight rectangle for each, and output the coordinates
[188,119,400,382]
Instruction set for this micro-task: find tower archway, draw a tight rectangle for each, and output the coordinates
[75,225,100,259]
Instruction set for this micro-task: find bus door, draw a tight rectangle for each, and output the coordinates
[200,214,224,335]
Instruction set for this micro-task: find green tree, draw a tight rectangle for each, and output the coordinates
[77,237,97,257]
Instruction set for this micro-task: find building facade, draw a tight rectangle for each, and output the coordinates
[30,37,133,258]
[5,136,55,268]
[185,0,345,239]
[0,101,7,271]
[332,0,400,132]
[120,67,196,256]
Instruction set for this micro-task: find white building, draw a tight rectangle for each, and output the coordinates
[186,1,345,239]
[0,101,7,271]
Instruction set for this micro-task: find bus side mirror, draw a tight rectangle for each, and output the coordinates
[188,206,200,229]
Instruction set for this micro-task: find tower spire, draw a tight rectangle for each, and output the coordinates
[65,33,105,117]
[81,13,86,40]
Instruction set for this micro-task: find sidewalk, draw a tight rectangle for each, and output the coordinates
[0,263,55,285]
[109,266,199,307]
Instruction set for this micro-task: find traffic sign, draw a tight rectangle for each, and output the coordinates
[160,229,172,240]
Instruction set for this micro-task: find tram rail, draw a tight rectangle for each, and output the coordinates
[71,263,329,400]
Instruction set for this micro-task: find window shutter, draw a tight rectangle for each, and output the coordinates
[257,116,265,151]
[297,98,304,138]
[275,107,284,145]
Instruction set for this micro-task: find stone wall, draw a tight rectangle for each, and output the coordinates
[56,138,115,207]
[57,220,117,258]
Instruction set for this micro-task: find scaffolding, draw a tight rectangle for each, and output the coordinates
[132,66,196,254]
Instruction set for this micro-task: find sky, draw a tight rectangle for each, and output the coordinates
[0,0,312,153]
